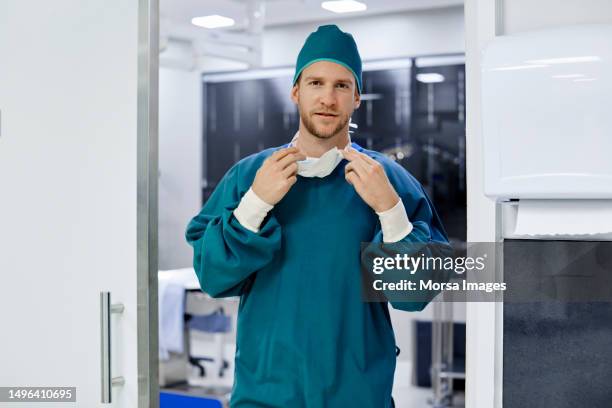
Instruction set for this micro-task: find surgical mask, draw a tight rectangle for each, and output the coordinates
[289,132,349,178]
[297,147,345,178]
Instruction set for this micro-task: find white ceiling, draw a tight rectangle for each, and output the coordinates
[161,0,464,30]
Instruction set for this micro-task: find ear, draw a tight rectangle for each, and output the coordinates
[353,88,361,109]
[290,84,299,105]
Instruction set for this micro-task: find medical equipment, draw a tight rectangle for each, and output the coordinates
[158,269,237,401]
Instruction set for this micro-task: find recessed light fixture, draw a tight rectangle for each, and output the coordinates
[416,73,445,83]
[191,14,235,29]
[321,0,367,14]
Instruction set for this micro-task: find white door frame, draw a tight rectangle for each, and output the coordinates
[464,0,504,407]
[137,0,160,407]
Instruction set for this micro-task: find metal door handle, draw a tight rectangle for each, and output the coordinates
[100,292,125,403]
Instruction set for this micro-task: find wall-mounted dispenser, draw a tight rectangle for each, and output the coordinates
[483,23,612,200]
[482,24,612,239]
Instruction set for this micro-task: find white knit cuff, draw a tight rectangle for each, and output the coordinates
[233,188,274,233]
[376,199,413,243]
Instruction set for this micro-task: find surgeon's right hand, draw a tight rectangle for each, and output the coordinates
[251,147,306,205]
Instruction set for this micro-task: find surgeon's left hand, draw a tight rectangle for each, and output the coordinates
[343,147,400,213]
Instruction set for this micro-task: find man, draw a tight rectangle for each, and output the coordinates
[186,24,449,408]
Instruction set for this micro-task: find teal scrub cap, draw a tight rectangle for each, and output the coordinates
[292,24,363,94]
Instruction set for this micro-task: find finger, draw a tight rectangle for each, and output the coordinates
[344,147,377,167]
[345,164,367,189]
[342,146,357,160]
[342,146,364,160]
[347,150,383,179]
[344,162,360,179]
[281,162,298,178]
[345,159,370,179]
[345,171,354,186]
[358,152,379,166]
[271,146,300,162]
[287,175,297,186]
[345,170,363,189]
[344,162,356,176]
[277,152,306,169]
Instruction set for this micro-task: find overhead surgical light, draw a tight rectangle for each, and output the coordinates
[321,0,367,14]
[416,73,445,83]
[191,14,235,29]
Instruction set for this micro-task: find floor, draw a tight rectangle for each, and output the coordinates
[162,344,465,408]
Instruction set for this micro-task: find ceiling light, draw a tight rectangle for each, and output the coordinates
[191,15,235,29]
[416,73,445,83]
[321,1,367,14]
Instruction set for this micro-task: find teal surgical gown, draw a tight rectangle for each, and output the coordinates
[186,142,449,408]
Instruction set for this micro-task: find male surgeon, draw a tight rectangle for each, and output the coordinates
[186,24,449,408]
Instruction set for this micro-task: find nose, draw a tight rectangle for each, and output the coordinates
[318,85,337,108]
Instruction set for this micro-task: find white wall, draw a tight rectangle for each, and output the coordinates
[159,68,202,270]
[464,1,612,407]
[502,0,612,34]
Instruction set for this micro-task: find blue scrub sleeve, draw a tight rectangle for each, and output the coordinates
[186,165,282,298]
[364,168,452,312]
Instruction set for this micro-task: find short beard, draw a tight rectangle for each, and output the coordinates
[299,104,350,140]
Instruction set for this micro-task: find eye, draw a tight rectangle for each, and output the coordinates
[309,80,321,86]
[336,83,349,89]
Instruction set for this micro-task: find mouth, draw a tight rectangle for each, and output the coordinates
[314,112,338,118]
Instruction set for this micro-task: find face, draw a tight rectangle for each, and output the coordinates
[291,61,361,140]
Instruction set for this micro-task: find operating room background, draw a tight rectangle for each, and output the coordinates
[201,60,466,244]
[157,2,466,405]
